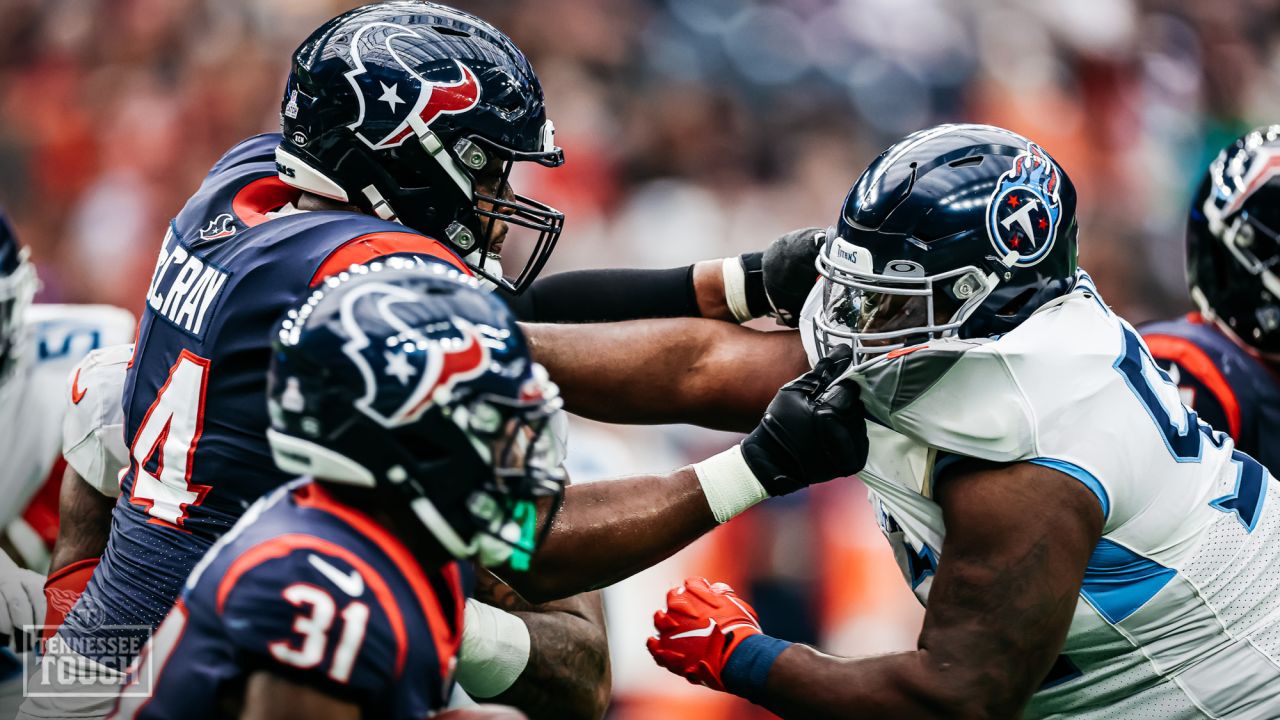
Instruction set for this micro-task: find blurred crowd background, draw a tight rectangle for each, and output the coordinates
[2,0,1278,717]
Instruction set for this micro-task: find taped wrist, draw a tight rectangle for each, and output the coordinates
[722,254,769,323]
[693,445,768,523]
[721,634,792,703]
[455,598,531,698]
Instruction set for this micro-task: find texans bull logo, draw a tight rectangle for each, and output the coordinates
[340,282,489,428]
[343,22,481,151]
[986,142,1062,267]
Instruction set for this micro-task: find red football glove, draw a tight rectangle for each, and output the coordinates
[646,577,763,691]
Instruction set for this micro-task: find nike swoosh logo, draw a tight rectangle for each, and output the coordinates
[71,368,88,404]
[308,554,365,597]
[670,618,717,640]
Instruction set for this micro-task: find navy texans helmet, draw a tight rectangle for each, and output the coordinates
[0,210,37,379]
[266,259,567,570]
[1188,125,1280,355]
[811,123,1078,365]
[275,1,564,294]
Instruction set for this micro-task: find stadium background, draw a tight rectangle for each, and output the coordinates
[1,0,1276,716]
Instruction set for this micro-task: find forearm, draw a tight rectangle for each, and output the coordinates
[524,318,805,432]
[48,467,114,574]
[747,644,977,720]
[501,261,735,324]
[470,571,610,720]
[510,468,718,602]
[499,608,609,720]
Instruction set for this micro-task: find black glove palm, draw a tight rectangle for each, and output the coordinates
[740,346,869,496]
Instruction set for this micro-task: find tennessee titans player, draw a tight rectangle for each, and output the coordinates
[108,265,556,720]
[0,210,132,718]
[1140,126,1280,476]
[521,124,1280,718]
[25,5,606,719]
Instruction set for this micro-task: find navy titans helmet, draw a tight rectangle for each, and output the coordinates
[275,2,565,294]
[0,211,37,379]
[1188,125,1280,355]
[812,123,1078,365]
[266,259,567,570]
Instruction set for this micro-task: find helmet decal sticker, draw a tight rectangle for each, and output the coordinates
[343,23,481,151]
[339,281,490,427]
[986,142,1062,267]
[1205,142,1280,228]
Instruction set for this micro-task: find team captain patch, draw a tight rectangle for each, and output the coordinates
[146,224,230,338]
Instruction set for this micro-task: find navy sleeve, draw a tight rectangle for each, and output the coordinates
[500,265,700,323]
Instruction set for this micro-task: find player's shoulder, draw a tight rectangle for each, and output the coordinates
[191,485,418,692]
[856,275,1120,460]
[62,343,133,497]
[18,303,134,384]
[26,303,135,345]
[193,483,407,614]
[1139,313,1256,373]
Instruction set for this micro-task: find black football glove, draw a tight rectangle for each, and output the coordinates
[746,226,825,328]
[740,346,869,496]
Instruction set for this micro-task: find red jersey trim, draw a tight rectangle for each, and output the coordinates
[293,483,463,679]
[214,533,410,677]
[310,231,470,287]
[231,177,302,228]
[1144,334,1242,439]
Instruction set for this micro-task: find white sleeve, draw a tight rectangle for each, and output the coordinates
[62,344,133,498]
[853,339,1038,463]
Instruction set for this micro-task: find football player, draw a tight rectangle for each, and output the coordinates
[109,265,560,720]
[0,211,133,717]
[1139,126,1280,475]
[22,4,608,719]
[107,263,869,719]
[516,124,1280,718]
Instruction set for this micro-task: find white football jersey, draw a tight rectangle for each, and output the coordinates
[804,273,1280,718]
[62,343,133,498]
[0,305,134,528]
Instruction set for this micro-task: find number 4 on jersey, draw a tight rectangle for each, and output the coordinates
[128,350,214,530]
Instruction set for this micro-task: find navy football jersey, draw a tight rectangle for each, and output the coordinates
[61,133,469,666]
[1140,312,1280,475]
[107,480,464,720]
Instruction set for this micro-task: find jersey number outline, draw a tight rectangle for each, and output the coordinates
[1115,324,1266,531]
[269,582,371,684]
[127,349,215,530]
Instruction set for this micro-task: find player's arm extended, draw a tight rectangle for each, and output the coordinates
[651,461,1104,719]
[524,318,808,432]
[460,570,610,720]
[504,226,828,326]
[502,352,867,604]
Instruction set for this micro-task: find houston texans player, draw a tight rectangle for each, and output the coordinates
[0,210,132,718]
[1139,126,1280,476]
[520,124,1280,718]
[23,5,607,719]
[105,263,868,720]
[108,265,553,720]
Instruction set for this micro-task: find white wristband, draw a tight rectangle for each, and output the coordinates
[693,445,768,524]
[456,598,531,698]
[721,257,755,324]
